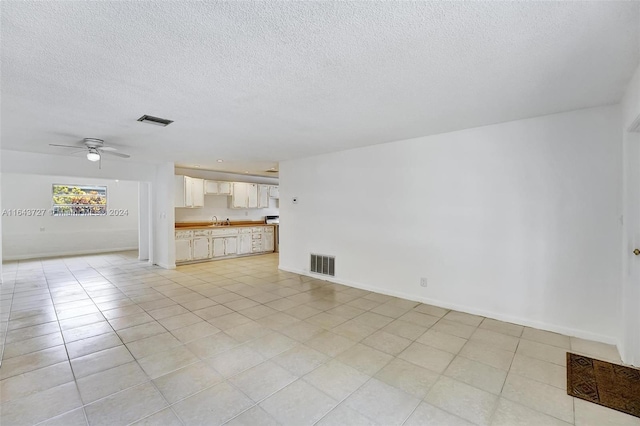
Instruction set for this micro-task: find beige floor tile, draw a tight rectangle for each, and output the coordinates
[570,337,622,363]
[223,297,260,311]
[206,312,252,330]
[459,341,515,370]
[147,304,190,320]
[516,339,567,366]
[413,304,449,318]
[335,343,394,375]
[404,402,474,426]
[326,304,366,320]
[353,312,395,329]
[425,376,499,426]
[157,312,203,331]
[2,332,65,359]
[71,345,134,378]
[574,397,640,426]
[470,328,519,352]
[431,319,477,339]
[84,382,168,426]
[382,319,428,340]
[0,361,74,403]
[306,331,357,357]
[247,332,297,358]
[5,321,60,344]
[61,321,114,343]
[444,356,507,394]
[259,312,300,330]
[108,312,154,331]
[194,304,234,320]
[509,353,566,388]
[331,319,378,341]
[521,328,570,349]
[306,312,348,329]
[1,345,69,380]
[225,321,273,343]
[361,330,412,356]
[479,318,523,338]
[443,311,484,327]
[260,379,337,425]
[186,332,239,359]
[116,321,166,343]
[38,408,88,426]
[76,361,148,404]
[170,321,220,343]
[398,342,455,373]
[370,302,412,319]
[172,381,254,425]
[125,332,181,359]
[272,344,329,375]
[344,378,420,425]
[317,403,380,426]
[346,297,382,311]
[205,345,265,377]
[137,345,199,378]
[66,332,122,359]
[304,359,370,400]
[131,408,183,426]
[0,381,83,426]
[397,311,440,328]
[417,329,468,354]
[230,360,298,402]
[283,304,323,320]
[226,406,279,426]
[153,361,222,403]
[501,373,574,424]
[374,358,439,399]
[491,398,573,426]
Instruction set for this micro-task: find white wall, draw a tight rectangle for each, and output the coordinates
[0,150,175,268]
[1,174,138,260]
[621,63,640,365]
[280,105,623,344]
[174,168,279,223]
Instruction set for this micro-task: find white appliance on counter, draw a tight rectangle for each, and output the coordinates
[265,215,279,252]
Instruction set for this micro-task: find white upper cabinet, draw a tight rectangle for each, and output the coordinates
[218,181,232,195]
[269,186,280,199]
[258,185,270,208]
[191,178,204,207]
[232,182,249,208]
[175,175,204,208]
[204,180,219,195]
[247,184,258,208]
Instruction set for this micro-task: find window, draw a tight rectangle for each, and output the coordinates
[52,184,107,216]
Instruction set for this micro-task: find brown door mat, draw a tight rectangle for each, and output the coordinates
[567,352,640,418]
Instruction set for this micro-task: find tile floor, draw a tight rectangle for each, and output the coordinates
[0,251,638,426]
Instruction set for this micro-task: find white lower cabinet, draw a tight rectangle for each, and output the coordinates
[212,238,226,257]
[238,233,252,254]
[175,239,192,262]
[176,225,276,264]
[192,237,210,260]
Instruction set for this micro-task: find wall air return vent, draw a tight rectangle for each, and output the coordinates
[137,115,174,127]
[310,254,335,276]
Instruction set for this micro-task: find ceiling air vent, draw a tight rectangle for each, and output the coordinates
[629,115,640,133]
[310,254,335,276]
[137,115,174,127]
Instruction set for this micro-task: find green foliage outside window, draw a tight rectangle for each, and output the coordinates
[52,185,107,216]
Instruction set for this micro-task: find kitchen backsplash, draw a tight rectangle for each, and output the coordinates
[175,194,279,223]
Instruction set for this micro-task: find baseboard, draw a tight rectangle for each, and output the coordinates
[3,247,138,261]
[278,265,620,347]
[155,262,176,270]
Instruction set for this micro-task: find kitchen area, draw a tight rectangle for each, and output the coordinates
[173,170,279,265]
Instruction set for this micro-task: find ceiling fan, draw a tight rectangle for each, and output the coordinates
[49,138,131,168]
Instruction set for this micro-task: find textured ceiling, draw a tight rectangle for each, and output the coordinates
[1,1,639,175]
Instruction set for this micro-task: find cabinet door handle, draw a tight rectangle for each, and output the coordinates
[634,249,640,256]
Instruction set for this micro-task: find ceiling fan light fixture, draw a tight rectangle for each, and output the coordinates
[87,148,101,162]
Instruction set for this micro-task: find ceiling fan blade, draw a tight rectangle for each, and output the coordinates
[100,150,130,158]
[99,146,119,151]
[49,143,82,149]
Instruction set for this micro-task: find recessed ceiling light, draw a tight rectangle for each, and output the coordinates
[217,159,223,163]
[194,165,200,168]
[244,171,249,174]
[137,115,173,127]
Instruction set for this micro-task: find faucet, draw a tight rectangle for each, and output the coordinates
[212,215,218,226]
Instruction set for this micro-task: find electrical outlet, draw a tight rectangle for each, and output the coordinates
[420,277,428,288]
